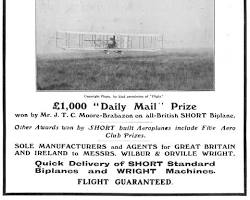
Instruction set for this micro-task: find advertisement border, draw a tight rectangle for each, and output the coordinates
[2,0,247,196]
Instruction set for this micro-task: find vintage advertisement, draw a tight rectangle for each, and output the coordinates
[3,0,246,196]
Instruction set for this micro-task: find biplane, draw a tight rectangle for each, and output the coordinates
[56,31,165,54]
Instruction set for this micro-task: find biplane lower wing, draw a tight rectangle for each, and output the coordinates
[56,31,165,53]
[63,47,161,52]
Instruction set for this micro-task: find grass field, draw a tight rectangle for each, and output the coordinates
[37,49,214,91]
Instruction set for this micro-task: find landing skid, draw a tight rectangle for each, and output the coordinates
[104,50,123,55]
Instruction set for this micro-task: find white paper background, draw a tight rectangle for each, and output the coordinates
[1,0,248,198]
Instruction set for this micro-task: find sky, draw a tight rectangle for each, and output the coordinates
[36,0,214,54]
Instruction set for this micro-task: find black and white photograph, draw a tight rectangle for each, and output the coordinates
[36,0,214,91]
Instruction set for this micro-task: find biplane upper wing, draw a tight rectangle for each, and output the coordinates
[56,31,165,52]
